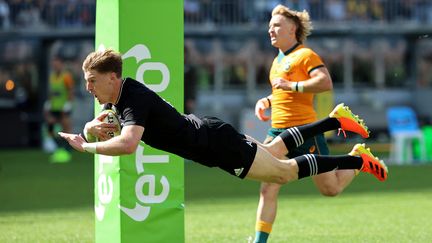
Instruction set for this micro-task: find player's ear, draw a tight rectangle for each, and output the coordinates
[110,71,117,80]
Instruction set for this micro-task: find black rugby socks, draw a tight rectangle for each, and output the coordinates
[295,154,363,179]
[279,118,340,150]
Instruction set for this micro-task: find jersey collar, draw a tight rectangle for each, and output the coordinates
[277,42,301,63]
[114,78,126,105]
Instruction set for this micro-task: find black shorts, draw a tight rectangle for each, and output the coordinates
[200,116,257,179]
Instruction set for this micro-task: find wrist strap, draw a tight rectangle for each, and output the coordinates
[297,82,304,92]
[291,82,304,93]
[265,97,271,107]
[83,143,97,154]
[291,82,297,91]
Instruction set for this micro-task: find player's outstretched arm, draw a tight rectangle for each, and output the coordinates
[58,132,86,152]
[59,125,144,156]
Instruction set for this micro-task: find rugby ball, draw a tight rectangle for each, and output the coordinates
[102,109,121,139]
[84,109,121,142]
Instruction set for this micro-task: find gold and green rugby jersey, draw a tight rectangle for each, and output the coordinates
[269,43,325,128]
[49,71,74,111]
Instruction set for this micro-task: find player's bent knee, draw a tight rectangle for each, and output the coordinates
[317,186,341,197]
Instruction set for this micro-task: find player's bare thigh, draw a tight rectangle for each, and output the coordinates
[245,146,298,184]
[245,135,287,159]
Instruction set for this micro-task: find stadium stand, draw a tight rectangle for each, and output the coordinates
[0,0,431,148]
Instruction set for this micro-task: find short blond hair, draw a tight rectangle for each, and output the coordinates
[272,4,312,43]
[82,49,123,78]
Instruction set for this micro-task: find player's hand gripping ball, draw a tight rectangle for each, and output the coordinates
[85,109,121,142]
[102,109,121,139]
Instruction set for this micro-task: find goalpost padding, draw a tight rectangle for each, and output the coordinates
[94,1,184,242]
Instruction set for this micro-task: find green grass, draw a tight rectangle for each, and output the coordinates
[1,149,432,242]
[185,163,432,242]
[0,150,94,242]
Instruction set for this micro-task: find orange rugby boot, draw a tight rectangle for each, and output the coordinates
[349,143,388,181]
[329,103,370,138]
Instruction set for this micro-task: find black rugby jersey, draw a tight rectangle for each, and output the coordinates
[107,77,208,162]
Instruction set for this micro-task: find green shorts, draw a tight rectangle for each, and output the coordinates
[265,127,329,158]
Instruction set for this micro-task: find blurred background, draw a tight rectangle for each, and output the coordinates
[183,0,432,147]
[0,0,95,148]
[0,0,431,161]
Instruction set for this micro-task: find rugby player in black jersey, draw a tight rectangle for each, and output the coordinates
[59,49,388,184]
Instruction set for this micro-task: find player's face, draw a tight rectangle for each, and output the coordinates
[268,14,296,50]
[84,70,117,104]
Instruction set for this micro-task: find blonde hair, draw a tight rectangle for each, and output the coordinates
[82,49,123,78]
[272,4,312,43]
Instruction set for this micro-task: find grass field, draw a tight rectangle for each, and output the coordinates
[1,148,432,242]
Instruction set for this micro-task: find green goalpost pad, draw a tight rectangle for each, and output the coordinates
[94,1,184,242]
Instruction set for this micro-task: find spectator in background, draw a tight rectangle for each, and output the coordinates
[416,0,432,24]
[16,1,44,28]
[184,0,202,23]
[347,0,369,21]
[397,0,415,21]
[325,0,346,21]
[43,56,75,163]
[0,0,10,29]
[285,0,309,14]
[307,0,324,20]
[369,0,384,21]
